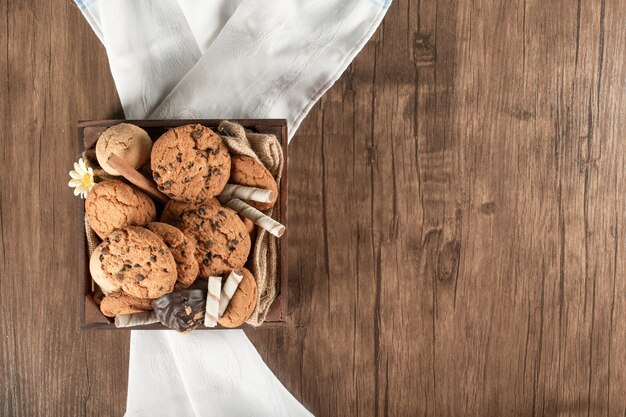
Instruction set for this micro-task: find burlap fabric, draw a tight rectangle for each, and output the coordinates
[83,121,283,326]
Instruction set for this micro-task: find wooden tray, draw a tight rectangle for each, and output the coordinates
[77,119,288,330]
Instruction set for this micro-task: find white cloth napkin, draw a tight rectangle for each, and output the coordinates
[75,0,390,415]
[127,330,309,417]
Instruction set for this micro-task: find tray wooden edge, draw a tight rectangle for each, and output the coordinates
[77,119,289,331]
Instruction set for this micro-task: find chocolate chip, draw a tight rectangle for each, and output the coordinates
[162,180,172,188]
[229,239,239,246]
[198,206,206,215]
[187,162,194,169]
[211,148,220,155]
[135,274,145,281]
[167,192,175,198]
[204,240,213,248]
[103,238,110,244]
[212,168,220,175]
[150,255,157,262]
[218,210,226,217]
[133,263,140,268]
[153,171,160,179]
[99,254,104,262]
[213,220,223,228]
[183,177,191,184]
[202,258,211,266]
[192,130,203,139]
[176,153,182,163]
[117,273,124,281]
[159,249,165,255]
[114,235,121,242]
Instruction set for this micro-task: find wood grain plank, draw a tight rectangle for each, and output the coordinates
[3,0,626,416]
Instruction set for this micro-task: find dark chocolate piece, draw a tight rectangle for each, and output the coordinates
[152,289,206,332]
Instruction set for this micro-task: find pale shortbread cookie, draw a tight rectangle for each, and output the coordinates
[96,123,153,176]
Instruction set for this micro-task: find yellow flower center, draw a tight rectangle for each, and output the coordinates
[82,173,93,187]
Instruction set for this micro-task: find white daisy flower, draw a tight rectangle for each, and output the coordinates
[68,158,95,198]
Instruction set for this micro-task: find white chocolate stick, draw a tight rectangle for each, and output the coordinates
[219,270,244,317]
[217,197,285,238]
[204,276,222,328]
[115,311,159,328]
[220,184,275,204]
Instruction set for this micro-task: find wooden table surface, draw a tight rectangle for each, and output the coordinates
[2,1,626,416]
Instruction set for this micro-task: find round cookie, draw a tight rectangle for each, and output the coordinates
[160,198,218,225]
[240,216,255,236]
[145,222,199,289]
[99,292,153,317]
[151,124,230,203]
[230,155,278,211]
[89,242,121,295]
[160,200,251,277]
[85,180,157,239]
[96,123,153,176]
[97,226,177,299]
[218,267,257,328]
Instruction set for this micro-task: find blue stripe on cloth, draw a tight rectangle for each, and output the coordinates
[368,0,392,8]
[74,0,97,11]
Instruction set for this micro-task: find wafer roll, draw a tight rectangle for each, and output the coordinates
[220,184,275,204]
[218,197,285,237]
[204,276,222,328]
[219,270,244,317]
[115,311,159,328]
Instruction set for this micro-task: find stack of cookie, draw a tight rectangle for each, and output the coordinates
[84,123,282,332]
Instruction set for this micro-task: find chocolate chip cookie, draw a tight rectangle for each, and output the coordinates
[151,124,230,203]
[218,267,257,328]
[160,200,251,277]
[146,222,199,289]
[85,180,157,239]
[99,291,153,317]
[160,198,218,225]
[229,155,278,211]
[89,242,121,294]
[97,226,177,299]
